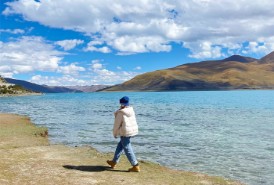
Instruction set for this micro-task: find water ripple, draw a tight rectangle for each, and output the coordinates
[1,91,274,185]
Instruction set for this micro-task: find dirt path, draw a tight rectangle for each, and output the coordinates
[0,113,243,185]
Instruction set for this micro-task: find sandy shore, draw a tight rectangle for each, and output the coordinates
[0,113,243,185]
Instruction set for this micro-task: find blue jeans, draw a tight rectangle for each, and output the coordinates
[113,136,138,166]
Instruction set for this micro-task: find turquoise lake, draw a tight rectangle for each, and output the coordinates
[1,91,274,185]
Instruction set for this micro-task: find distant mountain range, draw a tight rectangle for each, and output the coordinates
[3,78,109,93]
[65,85,110,92]
[2,51,274,93]
[103,51,274,91]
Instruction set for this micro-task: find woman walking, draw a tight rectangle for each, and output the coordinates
[107,96,140,172]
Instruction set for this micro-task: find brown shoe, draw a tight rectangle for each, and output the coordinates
[107,160,116,168]
[128,165,140,172]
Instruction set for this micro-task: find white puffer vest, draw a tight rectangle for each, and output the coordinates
[113,106,138,137]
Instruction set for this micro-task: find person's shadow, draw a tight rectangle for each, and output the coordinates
[63,165,128,172]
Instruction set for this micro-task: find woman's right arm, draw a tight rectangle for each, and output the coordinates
[113,111,123,138]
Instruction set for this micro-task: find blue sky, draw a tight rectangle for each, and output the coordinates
[1,0,274,86]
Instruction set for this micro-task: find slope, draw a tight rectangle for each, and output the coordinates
[104,53,274,91]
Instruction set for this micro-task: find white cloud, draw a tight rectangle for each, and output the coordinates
[58,63,85,75]
[29,60,141,86]
[185,41,223,59]
[243,39,274,55]
[30,75,87,86]
[3,0,274,58]
[0,36,140,85]
[85,45,112,53]
[0,36,86,78]
[90,60,141,85]
[0,65,13,78]
[0,28,25,34]
[91,60,115,77]
[91,60,103,70]
[0,36,63,76]
[85,40,111,53]
[134,66,142,70]
[92,63,103,70]
[55,39,84,51]
[111,35,172,55]
[244,42,267,54]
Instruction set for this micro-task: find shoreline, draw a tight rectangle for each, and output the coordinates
[0,92,42,97]
[0,113,244,185]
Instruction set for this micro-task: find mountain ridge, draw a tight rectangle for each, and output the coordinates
[3,78,109,93]
[222,55,257,63]
[4,78,81,93]
[259,51,274,64]
[103,52,274,91]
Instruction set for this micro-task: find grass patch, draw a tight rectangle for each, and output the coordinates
[0,114,48,149]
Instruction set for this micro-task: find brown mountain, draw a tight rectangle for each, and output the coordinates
[103,52,274,91]
[259,51,274,64]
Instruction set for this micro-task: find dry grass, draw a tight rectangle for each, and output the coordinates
[0,113,244,185]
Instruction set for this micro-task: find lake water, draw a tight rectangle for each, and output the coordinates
[1,91,274,185]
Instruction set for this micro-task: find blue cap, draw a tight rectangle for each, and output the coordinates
[120,96,129,106]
